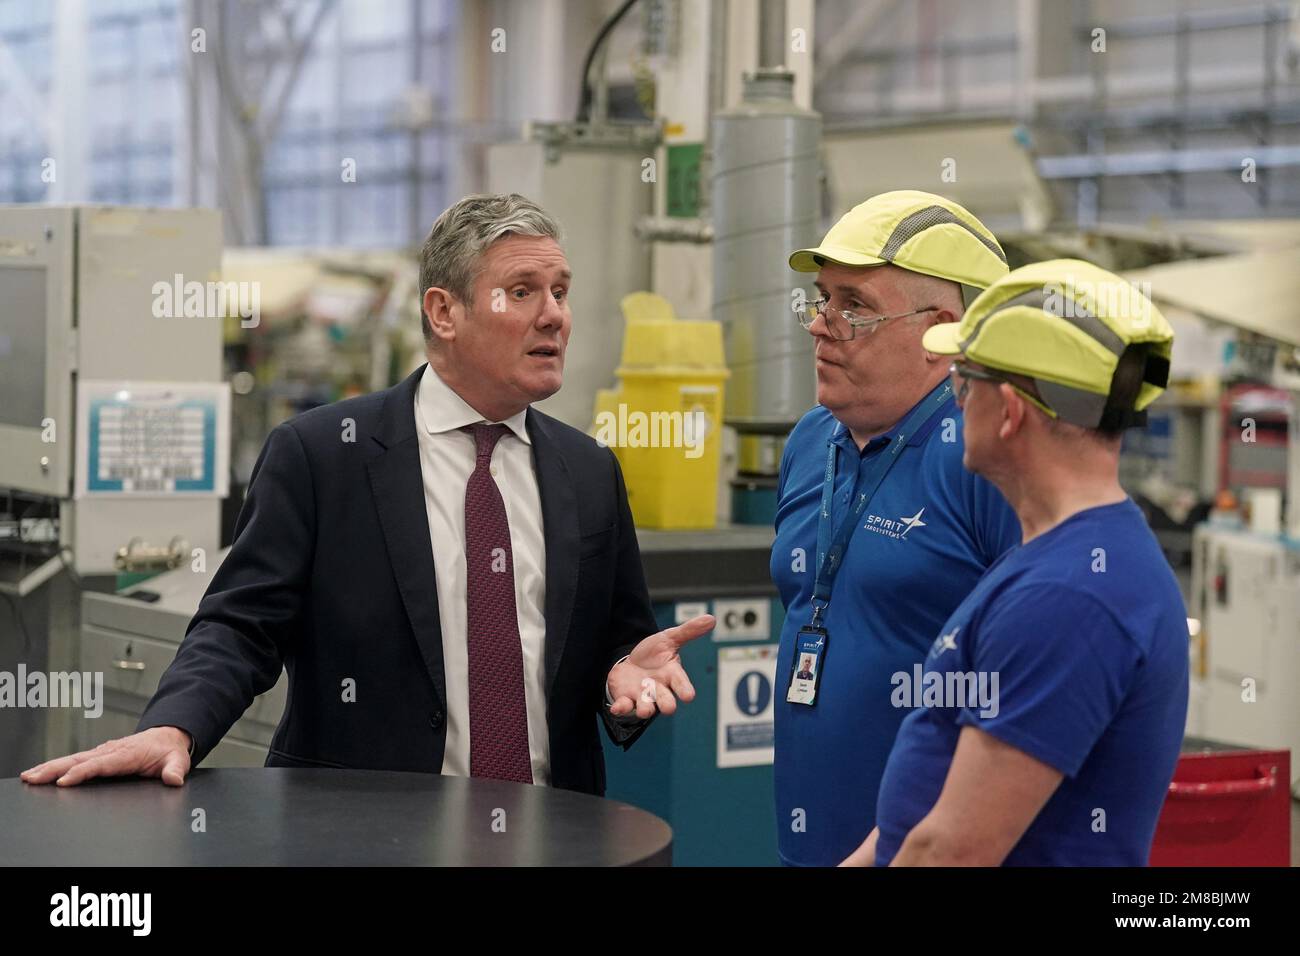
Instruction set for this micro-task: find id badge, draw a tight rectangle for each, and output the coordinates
[786,626,828,706]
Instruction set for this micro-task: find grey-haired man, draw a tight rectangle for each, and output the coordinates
[24,193,714,794]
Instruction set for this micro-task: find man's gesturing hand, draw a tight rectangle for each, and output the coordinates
[20,726,193,787]
[607,614,715,719]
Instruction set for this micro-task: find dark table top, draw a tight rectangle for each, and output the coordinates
[0,768,672,866]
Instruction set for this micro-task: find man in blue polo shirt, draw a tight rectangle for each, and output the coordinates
[771,191,1020,867]
[851,259,1187,866]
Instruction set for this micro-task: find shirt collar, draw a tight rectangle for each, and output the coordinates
[416,364,531,445]
[829,380,954,454]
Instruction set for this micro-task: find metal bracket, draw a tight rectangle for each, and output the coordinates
[527,120,663,163]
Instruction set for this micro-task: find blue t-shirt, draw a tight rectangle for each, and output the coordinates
[771,386,1020,866]
[874,498,1189,866]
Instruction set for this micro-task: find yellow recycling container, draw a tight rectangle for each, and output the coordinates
[600,315,730,529]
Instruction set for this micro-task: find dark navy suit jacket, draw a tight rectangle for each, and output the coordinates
[138,365,657,795]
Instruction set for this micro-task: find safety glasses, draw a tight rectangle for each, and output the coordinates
[949,361,1058,418]
[796,297,936,341]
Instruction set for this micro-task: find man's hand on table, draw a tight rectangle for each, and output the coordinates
[22,615,718,784]
[607,614,715,719]
[20,726,193,787]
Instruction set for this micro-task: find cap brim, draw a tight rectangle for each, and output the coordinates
[788,245,887,273]
[921,322,963,355]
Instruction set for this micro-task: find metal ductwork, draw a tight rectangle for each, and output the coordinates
[711,55,822,428]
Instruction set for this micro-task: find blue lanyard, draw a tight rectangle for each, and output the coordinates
[811,382,953,627]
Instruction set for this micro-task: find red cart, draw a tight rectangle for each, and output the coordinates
[1150,740,1291,867]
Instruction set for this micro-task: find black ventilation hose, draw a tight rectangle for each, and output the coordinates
[576,0,641,123]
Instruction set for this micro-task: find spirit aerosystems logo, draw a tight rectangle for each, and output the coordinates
[593,404,709,459]
[891,627,1001,718]
[50,886,150,936]
[152,273,261,328]
[864,506,928,540]
[0,665,103,718]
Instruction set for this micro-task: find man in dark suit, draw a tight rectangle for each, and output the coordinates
[23,192,714,795]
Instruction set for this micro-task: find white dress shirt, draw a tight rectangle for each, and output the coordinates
[413,365,551,785]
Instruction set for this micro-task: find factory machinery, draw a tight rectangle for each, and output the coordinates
[0,206,227,776]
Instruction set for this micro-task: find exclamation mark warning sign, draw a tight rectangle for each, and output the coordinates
[717,644,777,768]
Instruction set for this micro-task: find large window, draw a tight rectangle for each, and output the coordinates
[0,1,56,204]
[262,0,456,246]
[0,0,456,247]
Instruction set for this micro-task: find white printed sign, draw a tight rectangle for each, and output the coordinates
[76,381,230,498]
[717,644,778,769]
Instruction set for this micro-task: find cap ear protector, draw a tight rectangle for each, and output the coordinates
[1091,344,1170,432]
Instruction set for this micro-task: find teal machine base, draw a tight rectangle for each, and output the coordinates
[601,527,783,866]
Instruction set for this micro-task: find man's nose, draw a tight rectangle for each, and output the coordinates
[808,308,832,340]
[537,291,565,329]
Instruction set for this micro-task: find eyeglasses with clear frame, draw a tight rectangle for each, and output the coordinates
[795,296,937,341]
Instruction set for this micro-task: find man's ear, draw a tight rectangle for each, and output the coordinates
[921,309,960,364]
[423,286,458,344]
[997,382,1026,441]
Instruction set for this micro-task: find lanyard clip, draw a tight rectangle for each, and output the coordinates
[809,601,826,629]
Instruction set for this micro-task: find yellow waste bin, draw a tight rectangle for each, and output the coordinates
[598,317,730,529]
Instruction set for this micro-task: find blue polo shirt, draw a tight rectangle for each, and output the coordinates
[874,498,1189,866]
[771,384,1020,867]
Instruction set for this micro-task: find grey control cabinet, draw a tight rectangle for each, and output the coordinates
[79,548,287,765]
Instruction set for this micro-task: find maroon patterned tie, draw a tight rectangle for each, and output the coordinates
[463,423,534,784]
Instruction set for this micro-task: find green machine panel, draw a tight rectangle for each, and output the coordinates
[665,143,704,218]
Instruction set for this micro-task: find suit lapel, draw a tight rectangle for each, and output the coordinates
[366,365,448,712]
[527,409,579,702]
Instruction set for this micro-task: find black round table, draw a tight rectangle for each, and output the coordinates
[0,768,672,866]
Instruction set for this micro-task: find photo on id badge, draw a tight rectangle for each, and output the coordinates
[787,627,826,705]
